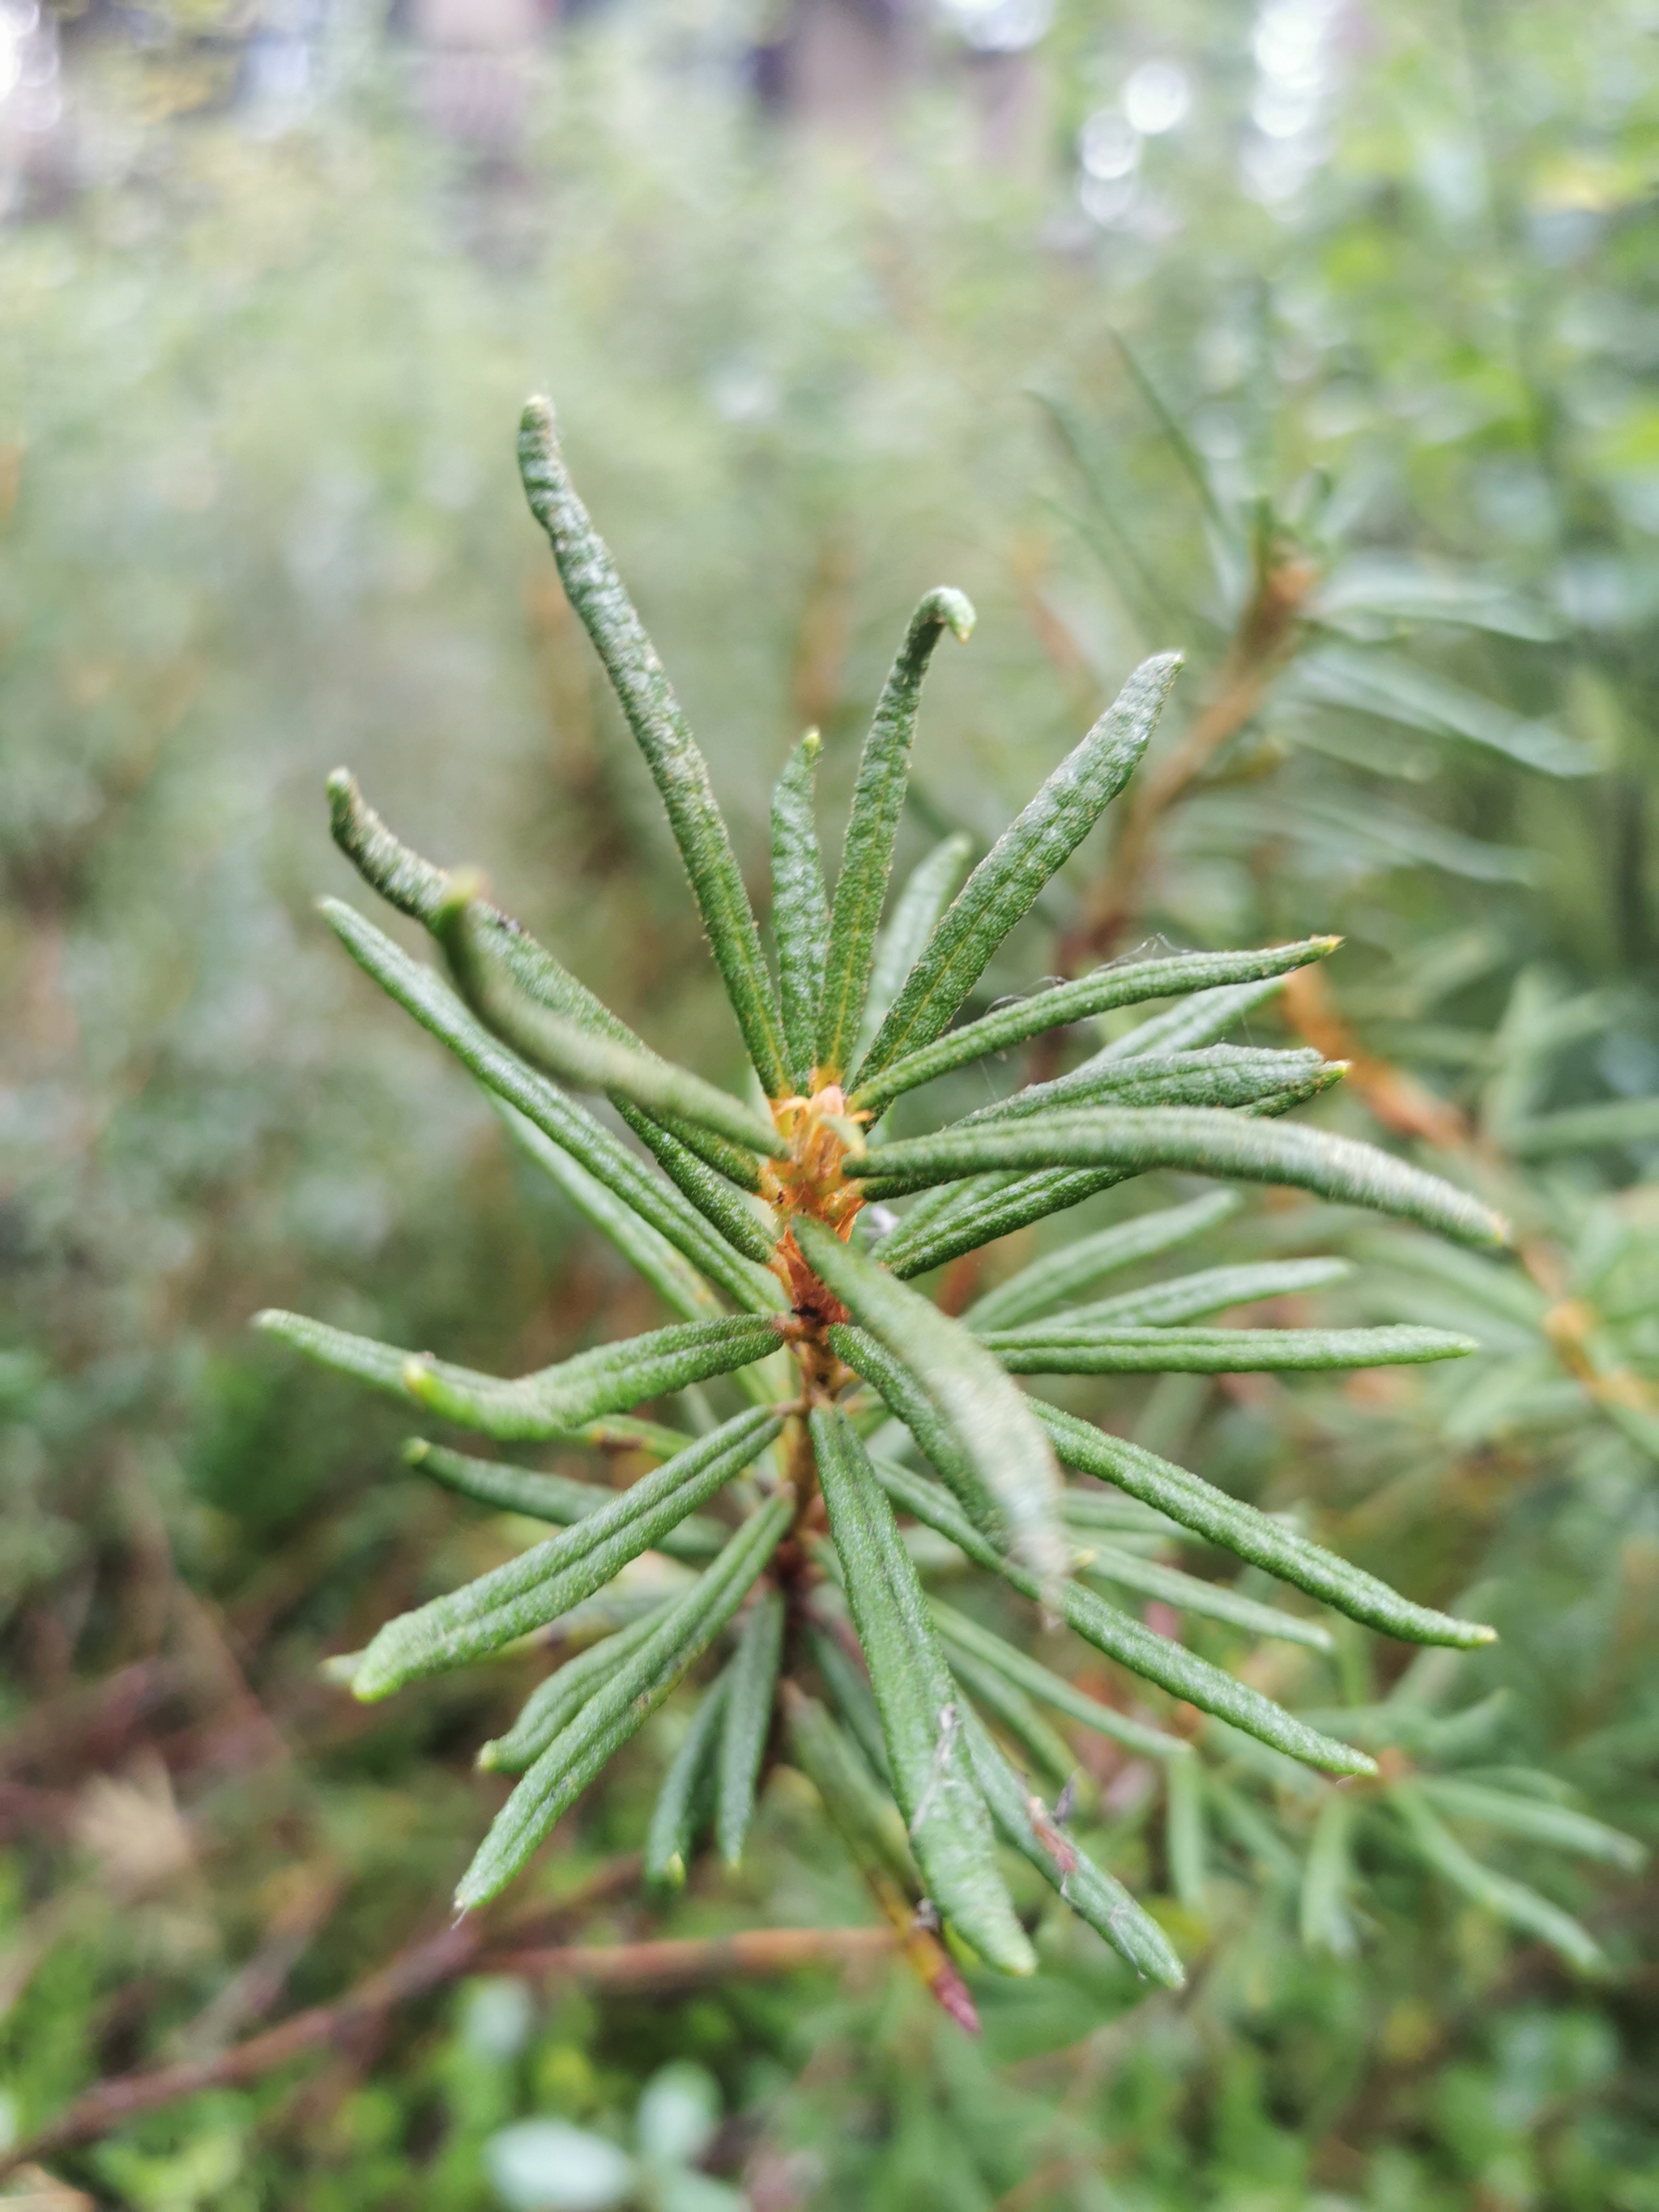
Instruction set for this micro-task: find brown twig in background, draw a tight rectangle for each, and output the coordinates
[493,1924,896,1991]
[0,1877,897,2180]
[1279,965,1469,1149]
[0,1854,643,2181]
[1060,542,1319,974]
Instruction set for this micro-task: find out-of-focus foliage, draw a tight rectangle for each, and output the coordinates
[1,0,1656,2204]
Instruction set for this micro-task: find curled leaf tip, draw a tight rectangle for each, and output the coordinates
[926,586,975,642]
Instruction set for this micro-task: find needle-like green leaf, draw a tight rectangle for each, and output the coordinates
[974,1257,1351,1338]
[869,1085,1322,1280]
[864,1455,1375,1776]
[403,1438,723,1561]
[494,1104,727,1321]
[853,653,1183,1086]
[770,731,832,1092]
[780,1681,919,1895]
[322,900,778,1310]
[336,770,768,1196]
[329,769,646,1046]
[805,1623,893,1788]
[879,1169,1127,1278]
[928,1593,1188,1762]
[1292,644,1595,778]
[941,1640,1077,1786]
[438,888,783,1158]
[455,1488,794,1908]
[811,1406,1036,1975]
[353,1409,783,1698]
[1077,1542,1333,1652]
[480,1600,680,1775]
[1092,974,1309,1063]
[518,399,791,1096]
[644,1669,732,1891]
[1413,1778,1646,1869]
[1508,1096,1659,1156]
[954,1048,1341,1132]
[794,1213,1064,1578]
[1300,1792,1358,1955]
[965,1192,1243,1332]
[984,1322,1474,1376]
[957,1701,1185,1988]
[818,589,975,1079]
[1032,1400,1496,1647]
[257,1307,782,1444]
[852,834,975,1071]
[851,940,1337,1115]
[1388,1784,1603,1970]
[715,1588,786,1865]
[613,1102,777,1265]
[1165,1750,1208,1910]
[852,1106,1508,1247]
[829,1326,1000,1538]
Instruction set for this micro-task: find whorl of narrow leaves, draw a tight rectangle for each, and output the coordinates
[853,650,1182,1086]
[817,588,975,1080]
[517,398,791,1097]
[263,403,1560,1977]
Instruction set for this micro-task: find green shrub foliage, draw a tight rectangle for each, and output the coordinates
[263,400,1621,2005]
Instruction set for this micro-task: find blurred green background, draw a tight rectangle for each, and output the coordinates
[2,0,1657,2204]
